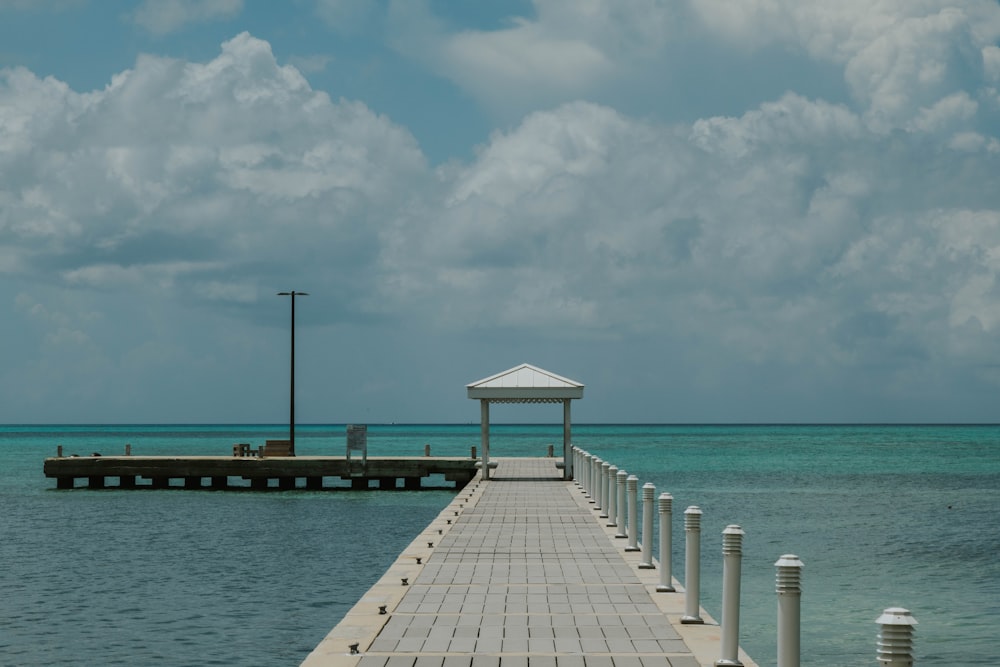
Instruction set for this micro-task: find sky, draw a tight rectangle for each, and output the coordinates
[2,0,1000,424]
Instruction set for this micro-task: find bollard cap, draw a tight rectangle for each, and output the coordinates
[774,554,804,568]
[721,524,744,554]
[658,493,673,512]
[876,607,918,626]
[685,505,703,515]
[617,469,628,479]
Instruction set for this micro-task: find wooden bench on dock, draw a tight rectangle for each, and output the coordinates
[262,439,293,457]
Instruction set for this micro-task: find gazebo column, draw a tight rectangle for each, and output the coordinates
[480,399,491,480]
[563,398,573,480]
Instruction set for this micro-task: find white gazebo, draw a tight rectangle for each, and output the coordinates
[466,363,584,480]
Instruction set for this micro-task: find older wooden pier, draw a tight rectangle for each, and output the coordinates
[43,455,479,490]
[301,457,757,667]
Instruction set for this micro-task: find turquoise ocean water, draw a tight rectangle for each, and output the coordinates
[2,424,997,666]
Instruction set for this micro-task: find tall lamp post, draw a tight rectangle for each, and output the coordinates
[277,291,308,455]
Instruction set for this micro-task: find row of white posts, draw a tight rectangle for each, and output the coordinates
[571,446,918,667]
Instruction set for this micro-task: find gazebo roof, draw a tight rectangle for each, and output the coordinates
[467,363,584,403]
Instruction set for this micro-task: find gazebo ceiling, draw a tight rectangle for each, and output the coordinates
[467,363,584,403]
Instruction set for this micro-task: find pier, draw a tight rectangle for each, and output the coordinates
[301,457,757,667]
[43,455,479,490]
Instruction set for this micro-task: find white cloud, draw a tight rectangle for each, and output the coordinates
[133,0,243,34]
[4,21,1000,420]
[0,32,426,320]
[369,90,1000,382]
[391,0,1000,138]
[387,0,673,118]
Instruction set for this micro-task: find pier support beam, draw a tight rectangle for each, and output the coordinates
[306,477,322,490]
[563,398,572,480]
[480,399,491,480]
[120,475,137,489]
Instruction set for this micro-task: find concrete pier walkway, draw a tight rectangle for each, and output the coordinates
[301,458,757,667]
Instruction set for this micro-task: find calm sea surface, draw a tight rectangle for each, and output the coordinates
[2,424,997,666]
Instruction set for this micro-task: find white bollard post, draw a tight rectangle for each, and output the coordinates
[590,456,599,503]
[615,470,628,538]
[775,554,803,667]
[606,465,619,526]
[681,506,703,624]
[876,608,918,666]
[584,454,593,498]
[639,482,656,568]
[599,459,609,511]
[657,493,674,592]
[593,458,604,510]
[572,448,580,485]
[600,462,611,518]
[717,524,746,666]
[626,475,640,552]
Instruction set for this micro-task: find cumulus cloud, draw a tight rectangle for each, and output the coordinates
[387,0,677,118]
[370,87,1000,384]
[133,0,244,34]
[3,11,1000,419]
[392,0,1000,139]
[0,32,426,325]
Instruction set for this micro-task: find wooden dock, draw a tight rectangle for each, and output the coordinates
[43,455,479,490]
[301,457,758,667]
